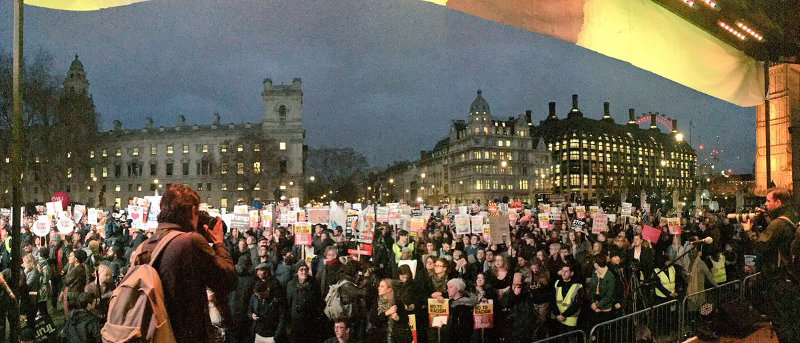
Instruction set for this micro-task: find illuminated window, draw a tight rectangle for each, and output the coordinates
[90,151,95,158]
[237,144,243,152]
[254,144,260,152]
[237,184,244,191]
[253,162,261,173]
[183,145,189,154]
[132,147,139,156]
[497,140,503,147]
[115,184,121,192]
[115,148,121,157]
[67,168,72,179]
[202,144,209,153]
[221,198,227,208]
[254,183,261,191]
[221,183,227,191]
[475,180,481,190]
[280,184,287,190]
[102,167,108,178]
[279,142,286,150]
[220,145,228,153]
[237,163,244,175]
[167,145,174,154]
[151,145,157,155]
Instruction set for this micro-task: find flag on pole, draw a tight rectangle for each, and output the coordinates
[26,0,148,11]
[422,0,763,106]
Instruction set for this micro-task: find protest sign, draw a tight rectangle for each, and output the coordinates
[377,207,389,223]
[144,196,161,229]
[410,218,426,236]
[607,214,617,223]
[294,222,312,246]
[233,205,249,215]
[297,210,307,223]
[488,204,498,214]
[538,213,550,230]
[409,314,418,343]
[72,205,86,223]
[473,300,494,329]
[744,255,757,274]
[621,202,633,216]
[540,204,551,214]
[455,215,470,235]
[346,212,359,239]
[592,214,608,234]
[260,210,273,228]
[127,205,147,231]
[290,197,300,208]
[56,212,75,235]
[33,216,51,237]
[286,210,298,225]
[308,208,330,224]
[46,201,62,216]
[589,206,599,218]
[459,206,469,216]
[87,208,99,225]
[249,210,260,228]
[230,213,250,230]
[575,206,586,219]
[667,217,681,235]
[571,220,586,233]
[428,299,449,328]
[471,215,484,235]
[642,203,651,214]
[642,225,661,243]
[550,206,561,215]
[489,214,509,244]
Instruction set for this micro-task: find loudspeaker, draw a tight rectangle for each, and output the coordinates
[713,296,764,337]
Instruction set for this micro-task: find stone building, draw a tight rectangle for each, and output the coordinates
[533,95,696,204]
[22,58,306,209]
[382,90,552,205]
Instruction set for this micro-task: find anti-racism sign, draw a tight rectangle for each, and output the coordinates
[592,214,608,234]
[473,300,494,329]
[294,222,312,246]
[428,299,449,328]
[667,217,681,235]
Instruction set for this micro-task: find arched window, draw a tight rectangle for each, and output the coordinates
[278,105,287,124]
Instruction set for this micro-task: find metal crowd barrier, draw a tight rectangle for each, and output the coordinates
[589,299,680,343]
[741,272,762,299]
[532,329,587,343]
[678,279,742,340]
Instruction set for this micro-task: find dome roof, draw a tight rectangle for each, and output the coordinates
[470,89,490,113]
[69,55,85,73]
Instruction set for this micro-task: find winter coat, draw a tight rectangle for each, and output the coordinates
[247,293,284,338]
[446,295,476,343]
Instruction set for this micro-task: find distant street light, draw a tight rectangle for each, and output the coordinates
[500,160,508,168]
[420,173,426,179]
[309,176,315,182]
[389,178,394,184]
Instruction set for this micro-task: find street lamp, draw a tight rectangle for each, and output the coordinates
[675,132,684,142]
[309,176,315,182]
[389,178,394,184]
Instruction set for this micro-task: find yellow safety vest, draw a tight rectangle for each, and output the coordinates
[654,266,676,298]
[554,281,582,327]
[4,237,10,254]
[392,242,414,262]
[711,255,726,283]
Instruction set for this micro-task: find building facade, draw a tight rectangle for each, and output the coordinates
[21,58,306,209]
[533,95,696,203]
[383,90,552,205]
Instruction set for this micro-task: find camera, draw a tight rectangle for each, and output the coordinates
[726,210,768,233]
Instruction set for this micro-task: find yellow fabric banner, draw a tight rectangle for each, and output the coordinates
[424,0,764,107]
[26,0,148,11]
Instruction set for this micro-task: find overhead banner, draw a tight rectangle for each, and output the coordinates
[423,0,764,106]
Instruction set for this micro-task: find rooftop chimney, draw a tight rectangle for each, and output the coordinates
[672,119,678,133]
[292,78,302,89]
[113,120,122,131]
[650,114,658,130]
[568,94,582,118]
[548,102,557,119]
[178,115,186,127]
[602,102,612,120]
[146,117,153,129]
[213,113,221,125]
[628,109,636,125]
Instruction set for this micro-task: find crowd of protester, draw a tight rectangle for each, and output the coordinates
[0,197,774,343]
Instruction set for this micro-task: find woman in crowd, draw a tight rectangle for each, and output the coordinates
[371,278,411,343]
[529,258,551,339]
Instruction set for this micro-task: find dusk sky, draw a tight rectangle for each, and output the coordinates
[1,0,755,173]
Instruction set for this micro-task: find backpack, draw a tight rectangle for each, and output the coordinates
[101,230,183,343]
[323,280,353,320]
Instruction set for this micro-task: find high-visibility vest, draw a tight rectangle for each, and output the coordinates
[3,237,10,254]
[711,255,726,283]
[554,281,582,327]
[654,266,676,298]
[392,242,414,262]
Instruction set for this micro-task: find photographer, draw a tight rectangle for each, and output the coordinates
[741,188,800,342]
[146,184,237,343]
[741,188,797,275]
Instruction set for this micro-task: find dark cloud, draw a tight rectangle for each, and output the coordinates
[1,0,754,172]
